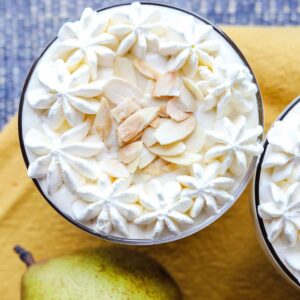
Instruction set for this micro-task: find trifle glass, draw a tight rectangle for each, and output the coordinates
[19,2,263,245]
[253,96,300,289]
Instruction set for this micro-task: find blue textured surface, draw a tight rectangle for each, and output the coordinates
[1,0,300,129]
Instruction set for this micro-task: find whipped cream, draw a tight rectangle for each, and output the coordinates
[109,2,164,59]
[159,18,218,76]
[198,63,257,118]
[177,162,234,217]
[74,174,141,237]
[258,101,300,284]
[56,7,117,80]
[27,60,104,128]
[25,122,104,194]
[134,180,193,238]
[205,116,263,176]
[21,3,262,241]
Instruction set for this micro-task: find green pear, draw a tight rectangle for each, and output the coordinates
[15,246,182,300]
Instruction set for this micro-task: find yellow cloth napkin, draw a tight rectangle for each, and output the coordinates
[1,27,300,300]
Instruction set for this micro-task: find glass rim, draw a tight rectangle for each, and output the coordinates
[18,1,264,246]
[252,96,300,289]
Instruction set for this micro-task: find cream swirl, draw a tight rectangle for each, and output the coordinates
[134,180,193,238]
[159,16,219,77]
[73,174,141,237]
[198,63,258,118]
[108,2,164,59]
[25,122,104,194]
[205,116,263,176]
[54,7,117,80]
[177,162,234,217]
[27,60,104,128]
[258,182,300,247]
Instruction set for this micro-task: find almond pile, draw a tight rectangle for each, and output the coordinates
[97,69,204,177]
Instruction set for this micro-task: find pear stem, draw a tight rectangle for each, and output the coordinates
[14,245,35,267]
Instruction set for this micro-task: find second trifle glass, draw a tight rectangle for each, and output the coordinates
[252,96,300,289]
[19,2,263,244]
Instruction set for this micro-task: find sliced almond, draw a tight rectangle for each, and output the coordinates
[94,97,112,139]
[183,77,204,101]
[183,122,205,153]
[127,156,140,173]
[149,117,160,128]
[158,104,169,118]
[104,122,119,150]
[166,99,191,121]
[173,86,196,112]
[142,127,157,147]
[114,57,137,85]
[102,159,130,178]
[154,116,196,145]
[138,146,156,169]
[153,72,182,98]
[149,142,186,157]
[111,98,140,123]
[162,163,177,173]
[133,59,161,80]
[118,141,143,164]
[103,77,143,105]
[161,152,202,166]
[142,158,167,176]
[117,107,159,146]
[126,130,144,144]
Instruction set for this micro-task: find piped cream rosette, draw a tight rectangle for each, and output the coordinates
[23,3,263,240]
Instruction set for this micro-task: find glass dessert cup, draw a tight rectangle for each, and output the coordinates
[252,96,300,290]
[19,2,264,245]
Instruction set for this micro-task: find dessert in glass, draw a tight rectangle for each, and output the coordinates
[19,2,263,244]
[253,96,300,289]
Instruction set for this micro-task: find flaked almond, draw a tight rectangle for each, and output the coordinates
[149,142,186,157]
[149,117,160,128]
[94,97,112,139]
[118,141,143,164]
[173,86,196,112]
[158,104,169,118]
[102,159,130,178]
[142,158,167,176]
[154,116,196,145]
[103,122,119,150]
[166,99,191,121]
[127,156,140,173]
[161,152,202,166]
[142,127,157,147]
[153,72,182,98]
[117,107,159,146]
[162,163,177,173]
[139,81,168,108]
[126,130,144,144]
[111,98,140,123]
[183,77,204,101]
[103,77,143,105]
[138,146,156,169]
[133,59,161,80]
[183,122,205,153]
[114,57,137,85]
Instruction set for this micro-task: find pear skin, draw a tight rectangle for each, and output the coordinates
[15,246,182,300]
